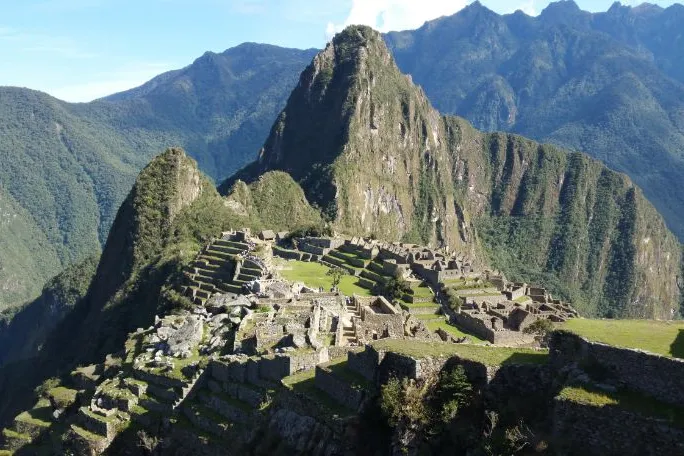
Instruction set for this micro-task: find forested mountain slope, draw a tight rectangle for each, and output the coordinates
[0,45,314,310]
[225,25,682,319]
[385,1,684,239]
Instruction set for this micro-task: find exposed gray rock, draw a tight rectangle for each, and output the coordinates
[266,409,340,456]
[206,294,251,314]
[165,316,204,358]
[292,334,307,349]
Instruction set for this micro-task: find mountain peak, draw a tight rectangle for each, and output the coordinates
[224,26,468,247]
[606,2,662,16]
[540,0,581,17]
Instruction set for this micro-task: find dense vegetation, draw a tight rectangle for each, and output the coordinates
[224,171,324,231]
[0,255,98,366]
[0,149,239,424]
[225,25,681,319]
[0,45,315,310]
[385,1,684,240]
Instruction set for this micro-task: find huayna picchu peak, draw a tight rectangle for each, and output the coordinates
[2,16,684,456]
[224,25,681,320]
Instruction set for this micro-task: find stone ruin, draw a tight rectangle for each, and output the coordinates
[0,229,581,455]
[273,233,579,345]
[454,281,580,344]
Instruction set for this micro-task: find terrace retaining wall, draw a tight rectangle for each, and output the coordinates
[549,331,684,407]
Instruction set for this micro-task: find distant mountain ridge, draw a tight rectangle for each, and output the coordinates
[0,44,315,310]
[385,0,684,239]
[4,0,684,314]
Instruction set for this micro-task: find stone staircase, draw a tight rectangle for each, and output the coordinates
[132,365,205,414]
[182,238,265,306]
[341,300,360,345]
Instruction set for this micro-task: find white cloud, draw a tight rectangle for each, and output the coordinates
[48,62,173,102]
[510,0,537,16]
[326,0,468,38]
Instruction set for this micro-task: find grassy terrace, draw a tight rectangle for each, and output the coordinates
[372,340,548,366]
[401,300,439,309]
[47,387,78,408]
[277,260,372,296]
[425,319,488,344]
[441,279,496,290]
[409,283,434,299]
[559,385,684,428]
[560,319,684,358]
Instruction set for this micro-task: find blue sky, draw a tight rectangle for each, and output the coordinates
[0,0,679,102]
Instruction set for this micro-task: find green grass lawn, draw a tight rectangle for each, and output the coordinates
[409,283,434,299]
[372,339,548,366]
[559,385,684,428]
[559,319,684,358]
[278,260,372,296]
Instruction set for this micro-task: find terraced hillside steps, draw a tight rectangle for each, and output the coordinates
[0,392,74,453]
[132,366,205,413]
[182,237,261,305]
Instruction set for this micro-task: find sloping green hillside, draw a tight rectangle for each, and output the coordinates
[0,186,61,311]
[0,44,315,310]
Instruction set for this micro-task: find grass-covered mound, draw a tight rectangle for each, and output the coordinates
[560,319,684,358]
[224,171,323,231]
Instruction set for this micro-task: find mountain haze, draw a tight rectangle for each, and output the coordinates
[225,25,682,319]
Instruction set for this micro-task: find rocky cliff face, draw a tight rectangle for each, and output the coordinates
[225,26,476,255]
[225,26,682,318]
[451,121,681,318]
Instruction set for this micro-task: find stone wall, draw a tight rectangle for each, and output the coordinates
[377,248,410,264]
[550,331,684,407]
[453,313,496,343]
[273,247,303,261]
[348,346,381,381]
[211,350,328,385]
[412,265,461,286]
[287,349,329,375]
[314,365,366,410]
[299,243,327,256]
[208,379,263,408]
[485,364,552,406]
[355,313,404,344]
[552,398,684,456]
[199,392,252,424]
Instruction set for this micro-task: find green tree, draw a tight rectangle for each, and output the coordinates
[435,365,474,423]
[382,272,412,302]
[445,289,463,312]
[326,267,348,289]
[523,318,554,337]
